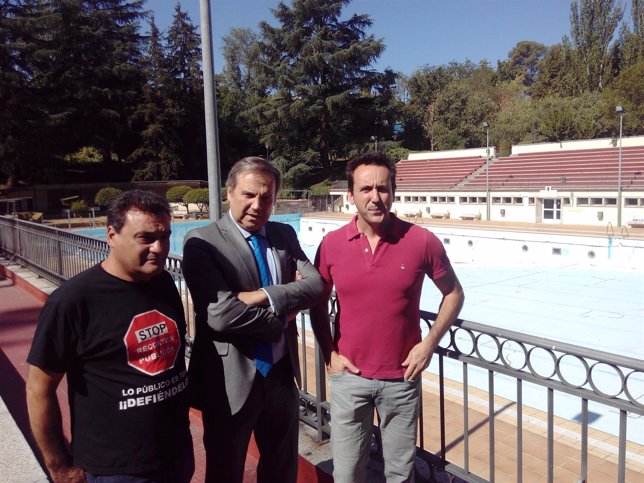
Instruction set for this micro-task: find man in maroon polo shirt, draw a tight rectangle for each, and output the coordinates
[310,151,465,483]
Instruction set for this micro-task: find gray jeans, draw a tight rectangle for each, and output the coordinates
[329,371,420,483]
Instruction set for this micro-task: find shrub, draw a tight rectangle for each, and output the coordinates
[166,185,192,213]
[283,162,313,190]
[70,200,88,214]
[386,146,410,162]
[309,180,331,196]
[184,188,209,213]
[94,186,122,207]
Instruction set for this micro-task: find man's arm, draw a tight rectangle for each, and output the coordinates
[261,226,325,317]
[309,294,361,375]
[402,266,465,381]
[26,365,86,483]
[183,237,284,341]
[309,240,359,376]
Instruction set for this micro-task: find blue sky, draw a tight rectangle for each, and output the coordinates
[144,0,578,75]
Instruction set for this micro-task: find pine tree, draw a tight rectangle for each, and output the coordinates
[164,3,205,179]
[253,0,385,178]
[130,16,182,180]
[2,0,146,183]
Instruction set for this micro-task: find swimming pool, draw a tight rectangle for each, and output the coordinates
[78,213,302,257]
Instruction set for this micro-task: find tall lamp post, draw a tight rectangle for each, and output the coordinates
[616,106,624,227]
[199,0,223,220]
[482,121,490,220]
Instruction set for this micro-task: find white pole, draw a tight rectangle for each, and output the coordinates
[617,112,623,227]
[486,126,490,221]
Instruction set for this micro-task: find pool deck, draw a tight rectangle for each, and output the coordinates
[303,211,644,240]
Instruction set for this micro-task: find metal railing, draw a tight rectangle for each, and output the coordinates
[1,216,642,483]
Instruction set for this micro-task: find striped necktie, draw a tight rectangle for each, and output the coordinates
[248,233,273,376]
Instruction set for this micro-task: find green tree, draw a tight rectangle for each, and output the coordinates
[164,3,205,179]
[1,1,62,184]
[217,27,266,170]
[498,40,547,88]
[0,2,24,185]
[425,62,499,150]
[603,60,644,134]
[2,0,146,183]
[537,98,576,142]
[131,5,205,181]
[400,61,480,150]
[130,16,182,180]
[532,44,579,98]
[492,97,541,146]
[94,186,122,207]
[618,0,644,67]
[166,185,192,213]
[253,0,386,177]
[183,187,209,212]
[569,0,623,91]
[70,199,88,215]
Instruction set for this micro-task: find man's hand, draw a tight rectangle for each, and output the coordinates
[328,351,360,376]
[402,339,434,381]
[49,463,86,483]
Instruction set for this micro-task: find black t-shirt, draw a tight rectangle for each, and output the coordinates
[28,265,191,475]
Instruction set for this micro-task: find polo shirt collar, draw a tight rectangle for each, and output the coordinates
[347,213,404,242]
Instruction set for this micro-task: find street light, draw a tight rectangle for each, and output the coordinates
[616,106,624,227]
[482,121,490,220]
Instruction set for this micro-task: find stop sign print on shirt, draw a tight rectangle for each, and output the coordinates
[124,310,180,376]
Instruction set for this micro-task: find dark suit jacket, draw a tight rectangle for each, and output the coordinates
[183,213,324,415]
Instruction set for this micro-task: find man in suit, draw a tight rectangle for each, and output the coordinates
[183,156,324,483]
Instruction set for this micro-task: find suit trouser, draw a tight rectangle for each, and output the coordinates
[330,372,420,483]
[201,357,299,483]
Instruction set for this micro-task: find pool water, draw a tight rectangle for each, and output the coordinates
[77,214,302,256]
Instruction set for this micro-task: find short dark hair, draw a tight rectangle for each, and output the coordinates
[107,189,171,232]
[346,151,397,193]
[226,156,282,195]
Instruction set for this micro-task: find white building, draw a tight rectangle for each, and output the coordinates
[331,136,644,227]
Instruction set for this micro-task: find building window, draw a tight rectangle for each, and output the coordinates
[513,197,523,204]
[605,198,617,206]
[625,198,638,206]
[492,197,501,204]
[503,197,512,204]
[562,198,571,206]
[447,196,455,203]
[459,196,468,203]
[477,197,486,203]
[394,196,401,202]
[528,197,535,205]
[590,198,603,206]
[577,198,589,206]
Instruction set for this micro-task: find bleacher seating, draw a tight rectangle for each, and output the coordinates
[460,146,644,191]
[396,156,487,190]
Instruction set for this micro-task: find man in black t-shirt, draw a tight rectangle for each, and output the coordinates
[26,190,193,483]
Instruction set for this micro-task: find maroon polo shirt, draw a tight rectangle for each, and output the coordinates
[315,214,451,379]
